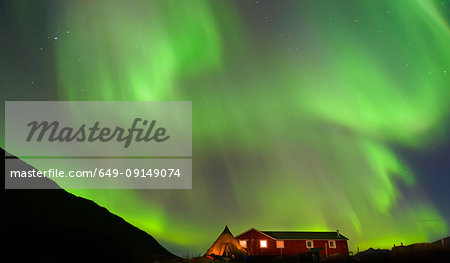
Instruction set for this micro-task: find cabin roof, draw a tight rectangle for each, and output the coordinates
[262,231,348,240]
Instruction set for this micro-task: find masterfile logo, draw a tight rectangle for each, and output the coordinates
[25,118,170,148]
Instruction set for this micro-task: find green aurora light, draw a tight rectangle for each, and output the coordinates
[2,0,449,256]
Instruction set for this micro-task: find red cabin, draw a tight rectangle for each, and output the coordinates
[235,228,349,257]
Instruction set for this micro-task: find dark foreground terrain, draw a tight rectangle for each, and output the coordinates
[186,243,450,263]
[3,148,178,263]
[322,243,450,263]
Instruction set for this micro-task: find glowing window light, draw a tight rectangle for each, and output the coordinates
[260,240,267,248]
[239,240,247,248]
[276,240,284,248]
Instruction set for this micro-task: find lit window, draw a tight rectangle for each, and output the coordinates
[239,240,247,248]
[276,240,284,248]
[306,240,314,248]
[328,240,336,248]
[260,240,267,248]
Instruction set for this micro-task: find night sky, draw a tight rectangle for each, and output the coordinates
[1,0,449,256]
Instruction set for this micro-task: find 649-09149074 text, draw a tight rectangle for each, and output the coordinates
[9,168,182,178]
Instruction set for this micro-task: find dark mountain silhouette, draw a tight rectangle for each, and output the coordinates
[3,148,178,263]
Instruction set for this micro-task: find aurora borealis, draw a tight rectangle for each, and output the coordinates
[1,0,449,256]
